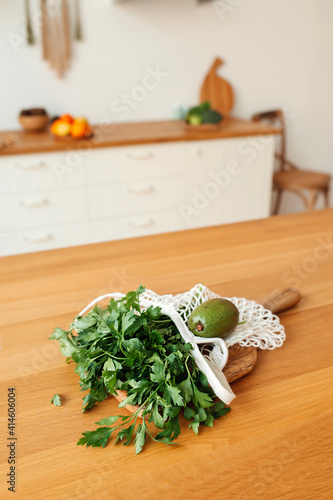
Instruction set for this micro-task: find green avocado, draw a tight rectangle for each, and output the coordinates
[188,298,239,339]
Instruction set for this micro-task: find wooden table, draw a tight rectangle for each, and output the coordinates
[0,209,332,499]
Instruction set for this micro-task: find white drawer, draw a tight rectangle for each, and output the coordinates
[86,142,185,185]
[0,209,185,256]
[0,187,88,231]
[0,222,91,256]
[186,138,242,179]
[0,151,86,194]
[88,177,185,219]
[88,209,185,243]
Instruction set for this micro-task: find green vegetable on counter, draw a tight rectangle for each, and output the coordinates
[186,101,223,125]
[50,286,230,454]
[50,394,61,406]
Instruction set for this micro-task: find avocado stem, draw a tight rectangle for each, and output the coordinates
[196,322,204,332]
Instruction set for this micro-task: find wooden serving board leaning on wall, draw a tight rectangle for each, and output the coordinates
[200,57,234,117]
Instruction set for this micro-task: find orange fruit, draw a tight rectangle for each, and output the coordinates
[74,117,88,125]
[51,119,71,137]
[70,120,89,138]
[60,114,74,124]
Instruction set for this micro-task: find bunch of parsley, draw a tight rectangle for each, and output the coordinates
[50,286,230,454]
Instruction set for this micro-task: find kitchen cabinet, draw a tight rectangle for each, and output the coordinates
[0,119,279,256]
[183,137,275,228]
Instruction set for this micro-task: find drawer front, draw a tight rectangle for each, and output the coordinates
[86,143,185,185]
[0,188,88,231]
[88,209,185,243]
[0,209,185,256]
[0,222,91,256]
[186,138,243,180]
[88,177,185,219]
[0,151,86,194]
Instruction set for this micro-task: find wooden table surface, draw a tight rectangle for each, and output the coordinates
[0,209,332,499]
[0,117,280,156]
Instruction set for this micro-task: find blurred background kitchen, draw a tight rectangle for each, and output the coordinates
[0,0,332,257]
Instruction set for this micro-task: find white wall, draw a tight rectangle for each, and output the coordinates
[1,0,332,213]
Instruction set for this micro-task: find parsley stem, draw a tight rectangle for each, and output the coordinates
[100,349,124,361]
[184,355,192,378]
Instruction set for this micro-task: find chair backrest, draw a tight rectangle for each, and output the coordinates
[252,109,286,171]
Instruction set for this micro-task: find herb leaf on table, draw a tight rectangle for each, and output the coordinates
[50,393,61,406]
[50,286,230,453]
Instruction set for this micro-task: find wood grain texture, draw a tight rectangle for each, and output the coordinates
[0,209,333,499]
[223,344,257,383]
[260,288,302,314]
[0,117,281,157]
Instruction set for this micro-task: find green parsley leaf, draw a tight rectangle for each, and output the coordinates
[134,422,147,454]
[192,384,213,408]
[145,305,162,320]
[178,376,193,403]
[150,360,166,383]
[118,424,136,446]
[49,328,68,341]
[151,403,165,429]
[77,427,113,448]
[189,421,200,435]
[58,335,79,357]
[203,411,214,427]
[164,385,184,406]
[212,400,231,418]
[103,370,118,395]
[74,315,98,331]
[104,358,122,372]
[96,415,120,426]
[82,393,98,412]
[50,394,61,406]
[155,415,180,440]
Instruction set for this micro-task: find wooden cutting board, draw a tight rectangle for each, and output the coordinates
[115,288,301,412]
[223,288,301,382]
[200,57,234,117]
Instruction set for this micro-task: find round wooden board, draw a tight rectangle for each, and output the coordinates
[223,344,257,383]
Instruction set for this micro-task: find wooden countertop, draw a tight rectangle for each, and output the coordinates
[0,209,332,499]
[0,117,281,156]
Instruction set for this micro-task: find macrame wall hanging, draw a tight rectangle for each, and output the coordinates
[24,0,83,78]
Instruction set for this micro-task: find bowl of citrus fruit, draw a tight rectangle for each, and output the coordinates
[50,114,92,140]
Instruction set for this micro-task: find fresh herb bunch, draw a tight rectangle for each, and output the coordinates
[50,286,230,454]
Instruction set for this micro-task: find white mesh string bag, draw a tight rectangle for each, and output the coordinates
[78,284,285,406]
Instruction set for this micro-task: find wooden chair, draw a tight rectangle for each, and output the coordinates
[252,110,331,214]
